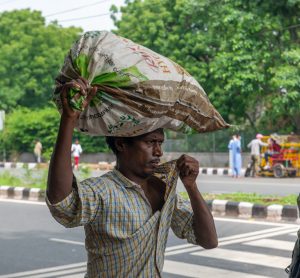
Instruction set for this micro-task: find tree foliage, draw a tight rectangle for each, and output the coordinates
[111,0,300,133]
[0,107,109,160]
[1,4,300,158]
[0,10,110,157]
[0,9,82,111]
[1,107,60,160]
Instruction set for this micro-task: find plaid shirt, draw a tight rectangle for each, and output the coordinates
[46,160,197,278]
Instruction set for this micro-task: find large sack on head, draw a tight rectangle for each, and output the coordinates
[53,31,229,136]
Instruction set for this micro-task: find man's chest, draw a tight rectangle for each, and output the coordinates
[98,188,153,232]
[142,185,165,213]
[95,185,169,236]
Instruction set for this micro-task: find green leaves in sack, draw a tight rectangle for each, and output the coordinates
[92,65,148,88]
[69,53,149,111]
[68,87,85,111]
[66,54,90,111]
[74,54,90,79]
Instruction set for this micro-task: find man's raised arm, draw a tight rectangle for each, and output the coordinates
[47,79,96,204]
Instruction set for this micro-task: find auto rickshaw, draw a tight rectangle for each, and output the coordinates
[259,134,300,178]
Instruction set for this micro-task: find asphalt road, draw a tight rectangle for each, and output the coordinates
[0,199,298,278]
[178,175,300,196]
[90,170,300,196]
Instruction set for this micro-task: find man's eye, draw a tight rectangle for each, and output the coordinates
[147,140,163,145]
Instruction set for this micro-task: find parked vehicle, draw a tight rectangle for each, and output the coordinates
[259,135,300,178]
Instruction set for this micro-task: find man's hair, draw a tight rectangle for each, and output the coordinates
[106,137,117,154]
[105,136,134,155]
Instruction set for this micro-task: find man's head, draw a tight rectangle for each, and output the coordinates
[106,129,164,179]
[75,138,79,144]
[256,133,263,139]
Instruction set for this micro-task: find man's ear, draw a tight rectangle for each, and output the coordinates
[114,138,127,153]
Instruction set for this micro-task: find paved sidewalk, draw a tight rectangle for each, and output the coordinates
[199,168,246,176]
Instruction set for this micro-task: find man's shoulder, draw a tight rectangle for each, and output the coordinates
[78,171,131,204]
[76,171,117,199]
[80,171,119,188]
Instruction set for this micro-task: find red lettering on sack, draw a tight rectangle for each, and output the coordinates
[128,45,159,71]
[128,44,171,73]
[157,60,171,73]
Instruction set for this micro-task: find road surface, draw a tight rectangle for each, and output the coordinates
[0,198,298,278]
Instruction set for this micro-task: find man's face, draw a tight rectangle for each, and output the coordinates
[121,129,164,178]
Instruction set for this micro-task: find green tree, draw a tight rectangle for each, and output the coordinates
[1,107,109,160]
[111,0,300,133]
[1,107,60,160]
[0,9,82,111]
[262,48,300,133]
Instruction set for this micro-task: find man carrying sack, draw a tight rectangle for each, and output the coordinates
[47,31,229,277]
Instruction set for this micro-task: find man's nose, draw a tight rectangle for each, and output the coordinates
[153,143,163,157]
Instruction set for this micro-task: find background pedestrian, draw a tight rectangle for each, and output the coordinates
[228,135,236,175]
[71,138,82,170]
[247,134,268,177]
[231,134,242,178]
[34,139,42,163]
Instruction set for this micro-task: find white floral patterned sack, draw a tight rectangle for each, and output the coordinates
[53,31,229,136]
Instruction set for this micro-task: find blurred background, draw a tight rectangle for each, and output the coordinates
[0,0,299,164]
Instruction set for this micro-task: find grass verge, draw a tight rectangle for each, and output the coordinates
[180,192,298,206]
[0,165,91,191]
[0,169,298,206]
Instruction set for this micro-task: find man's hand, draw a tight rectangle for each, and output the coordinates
[60,77,97,120]
[176,155,199,191]
[47,77,97,204]
[176,155,217,249]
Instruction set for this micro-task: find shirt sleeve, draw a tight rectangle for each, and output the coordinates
[259,140,268,147]
[46,176,106,228]
[171,194,197,245]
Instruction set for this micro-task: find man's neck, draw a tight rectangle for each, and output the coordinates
[116,163,149,187]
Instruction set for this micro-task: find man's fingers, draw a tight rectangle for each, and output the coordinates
[87,86,98,101]
[177,156,199,169]
[75,79,88,96]
[62,79,89,96]
[81,86,98,109]
[184,167,190,177]
[176,154,199,179]
[78,76,89,86]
